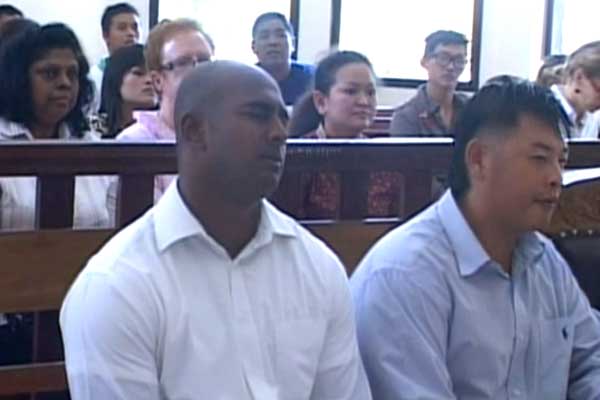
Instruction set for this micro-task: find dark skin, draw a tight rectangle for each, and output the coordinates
[174,61,288,259]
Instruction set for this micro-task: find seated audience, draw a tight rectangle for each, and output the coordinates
[0,22,110,229]
[0,4,22,30]
[113,18,214,203]
[252,12,314,106]
[93,44,156,138]
[0,22,110,369]
[551,41,600,138]
[390,30,469,137]
[90,2,141,110]
[351,77,600,398]
[536,54,567,87]
[289,50,402,218]
[61,60,371,399]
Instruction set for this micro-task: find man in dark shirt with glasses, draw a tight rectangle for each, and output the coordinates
[391,30,469,137]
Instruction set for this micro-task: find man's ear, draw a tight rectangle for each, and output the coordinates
[179,113,208,150]
[251,39,258,56]
[312,90,327,115]
[464,138,488,183]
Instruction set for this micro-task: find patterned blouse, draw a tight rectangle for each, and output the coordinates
[298,126,404,219]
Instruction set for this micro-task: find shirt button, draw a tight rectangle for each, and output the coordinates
[512,388,522,397]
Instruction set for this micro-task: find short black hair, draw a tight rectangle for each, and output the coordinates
[101,2,138,35]
[0,23,93,137]
[449,76,564,200]
[0,4,22,18]
[424,30,468,58]
[252,12,293,38]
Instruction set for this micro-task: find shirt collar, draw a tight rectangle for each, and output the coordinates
[437,191,491,276]
[154,180,296,255]
[550,85,577,126]
[417,84,467,116]
[437,190,546,277]
[315,123,367,139]
[0,118,72,140]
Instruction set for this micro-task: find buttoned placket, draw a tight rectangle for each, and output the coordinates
[229,255,278,400]
[505,254,530,399]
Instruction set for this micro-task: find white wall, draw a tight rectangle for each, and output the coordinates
[296,0,548,107]
[9,0,150,66]
[9,0,548,106]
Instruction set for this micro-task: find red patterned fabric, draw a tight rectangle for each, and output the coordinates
[298,128,403,218]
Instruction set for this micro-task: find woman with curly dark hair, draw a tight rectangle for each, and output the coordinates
[0,22,110,230]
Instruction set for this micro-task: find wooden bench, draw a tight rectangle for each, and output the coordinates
[1,138,599,396]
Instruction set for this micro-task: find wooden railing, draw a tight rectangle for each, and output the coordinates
[1,138,600,397]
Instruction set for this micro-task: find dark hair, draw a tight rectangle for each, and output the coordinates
[101,2,138,35]
[252,12,294,38]
[424,30,468,58]
[0,4,22,18]
[100,44,146,137]
[288,50,373,137]
[0,23,93,137]
[536,54,567,87]
[449,76,564,200]
[0,17,37,45]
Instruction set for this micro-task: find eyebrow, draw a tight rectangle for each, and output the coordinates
[530,141,568,156]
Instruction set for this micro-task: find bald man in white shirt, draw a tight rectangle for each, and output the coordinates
[60,60,371,400]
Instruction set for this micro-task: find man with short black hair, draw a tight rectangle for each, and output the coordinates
[352,77,600,398]
[391,30,469,136]
[0,4,22,30]
[90,2,141,108]
[61,60,371,399]
[252,12,314,105]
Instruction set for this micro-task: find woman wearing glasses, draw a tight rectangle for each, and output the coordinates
[390,30,469,137]
[550,41,600,139]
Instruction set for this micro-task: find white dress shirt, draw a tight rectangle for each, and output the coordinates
[551,85,600,139]
[60,181,371,400]
[0,117,111,231]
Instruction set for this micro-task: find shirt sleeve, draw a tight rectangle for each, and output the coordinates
[351,266,457,400]
[309,257,372,400]
[60,266,161,400]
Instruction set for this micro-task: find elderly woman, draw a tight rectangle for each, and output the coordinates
[0,22,110,230]
[551,41,600,138]
[94,44,156,138]
[288,50,403,218]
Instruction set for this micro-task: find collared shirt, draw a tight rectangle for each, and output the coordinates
[0,117,111,231]
[258,61,315,106]
[551,84,600,139]
[390,84,468,137]
[61,181,371,400]
[350,190,600,400]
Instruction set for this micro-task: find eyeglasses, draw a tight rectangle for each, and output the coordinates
[431,52,468,69]
[160,55,211,72]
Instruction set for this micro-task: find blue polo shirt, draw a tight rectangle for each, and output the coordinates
[258,61,314,106]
